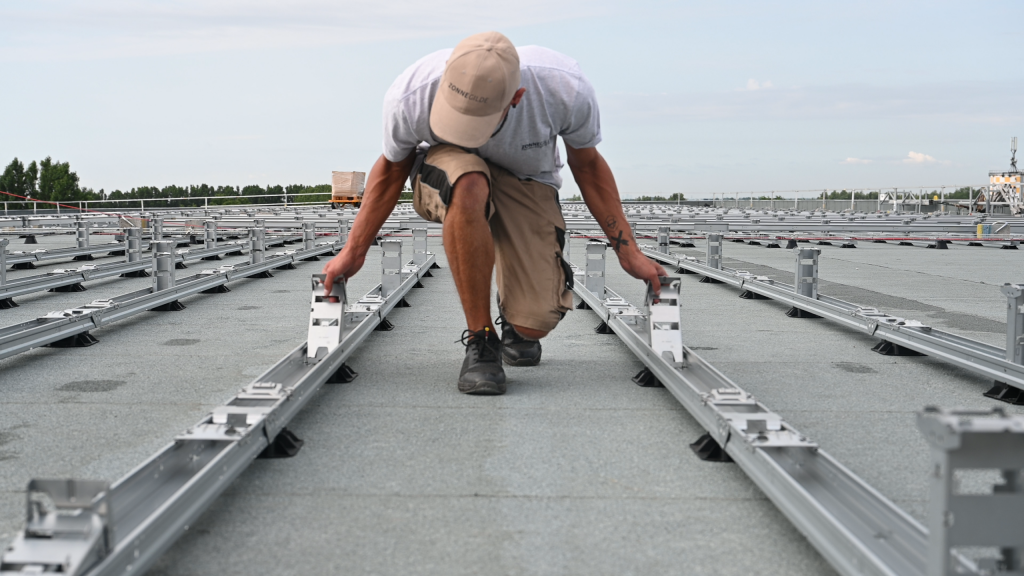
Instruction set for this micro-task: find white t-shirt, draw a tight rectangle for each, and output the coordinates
[382,46,602,190]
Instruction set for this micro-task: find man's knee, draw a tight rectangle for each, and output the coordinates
[449,172,489,214]
[514,324,548,340]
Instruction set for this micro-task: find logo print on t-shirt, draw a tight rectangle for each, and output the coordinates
[521,141,549,151]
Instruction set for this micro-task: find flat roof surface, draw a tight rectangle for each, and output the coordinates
[1,232,1022,575]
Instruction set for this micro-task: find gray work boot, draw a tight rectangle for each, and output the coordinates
[497,315,542,366]
[458,327,506,395]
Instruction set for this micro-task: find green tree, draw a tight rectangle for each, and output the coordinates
[0,158,40,208]
[37,156,82,203]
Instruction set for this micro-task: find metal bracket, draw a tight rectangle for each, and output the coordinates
[646,277,685,367]
[307,274,347,360]
[0,479,112,576]
[918,407,1024,575]
[585,241,606,299]
[381,239,402,297]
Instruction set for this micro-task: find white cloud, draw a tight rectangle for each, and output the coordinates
[606,82,1024,126]
[903,151,938,164]
[746,79,772,91]
[841,157,872,164]
[0,0,608,61]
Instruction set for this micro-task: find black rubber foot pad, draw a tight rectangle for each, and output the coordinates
[49,283,87,293]
[47,331,99,348]
[786,240,798,249]
[739,290,769,300]
[413,280,425,288]
[275,262,298,270]
[871,340,924,356]
[151,300,187,312]
[23,236,37,244]
[786,307,821,319]
[375,317,395,331]
[225,250,244,256]
[201,255,222,261]
[1002,245,1019,250]
[120,270,151,278]
[575,300,591,310]
[689,433,733,462]
[765,243,781,248]
[595,321,614,334]
[698,276,723,284]
[395,298,411,308]
[107,250,126,256]
[175,262,188,269]
[251,270,274,279]
[984,382,1024,405]
[12,262,36,270]
[326,363,359,384]
[201,284,231,294]
[677,267,697,274]
[301,256,320,261]
[873,240,888,243]
[430,262,441,269]
[71,254,94,261]
[422,270,433,277]
[632,367,663,388]
[258,428,304,459]
[0,298,18,309]
[840,244,857,249]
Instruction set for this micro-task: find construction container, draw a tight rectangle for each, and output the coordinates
[331,171,366,206]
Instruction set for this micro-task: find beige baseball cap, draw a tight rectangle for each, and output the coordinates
[430,32,521,148]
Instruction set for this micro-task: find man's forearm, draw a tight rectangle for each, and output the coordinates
[566,147,637,256]
[347,153,414,253]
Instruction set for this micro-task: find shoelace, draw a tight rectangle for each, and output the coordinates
[457,327,500,362]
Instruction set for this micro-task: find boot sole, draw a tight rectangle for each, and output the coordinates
[502,353,541,367]
[458,380,507,395]
[499,348,540,364]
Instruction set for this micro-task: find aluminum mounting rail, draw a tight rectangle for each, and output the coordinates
[5,242,133,267]
[0,238,339,360]
[569,242,979,576]
[0,241,251,308]
[0,240,437,576]
[639,243,1024,399]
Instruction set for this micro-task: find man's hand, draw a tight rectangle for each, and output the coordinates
[321,245,366,296]
[564,143,669,294]
[319,152,414,295]
[617,249,668,294]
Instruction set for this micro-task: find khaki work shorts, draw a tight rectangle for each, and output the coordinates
[411,144,574,333]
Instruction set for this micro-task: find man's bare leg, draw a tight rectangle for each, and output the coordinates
[444,172,495,333]
[443,171,552,342]
[445,172,507,394]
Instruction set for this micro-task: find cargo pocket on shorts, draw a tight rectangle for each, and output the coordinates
[555,226,573,291]
[412,160,454,224]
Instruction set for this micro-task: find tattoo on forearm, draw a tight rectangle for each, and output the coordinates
[610,229,631,251]
[604,216,617,229]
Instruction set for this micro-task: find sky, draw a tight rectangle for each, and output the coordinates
[1,0,1021,199]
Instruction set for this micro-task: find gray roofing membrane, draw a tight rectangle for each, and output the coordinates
[1,232,1021,575]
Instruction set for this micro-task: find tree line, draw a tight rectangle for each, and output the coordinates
[816,187,983,200]
[0,157,335,211]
